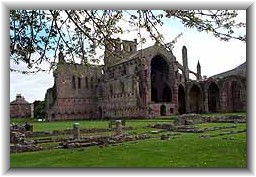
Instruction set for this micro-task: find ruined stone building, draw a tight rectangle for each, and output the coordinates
[45,38,246,121]
[10,94,34,118]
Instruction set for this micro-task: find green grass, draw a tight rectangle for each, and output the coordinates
[201,112,246,117]
[10,135,246,167]
[12,119,173,132]
[195,123,236,129]
[218,132,246,141]
[196,123,246,135]
[30,120,109,131]
[10,115,246,168]
[10,117,37,124]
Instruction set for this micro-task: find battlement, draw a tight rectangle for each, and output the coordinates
[104,38,137,66]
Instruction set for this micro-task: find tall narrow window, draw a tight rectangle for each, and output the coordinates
[91,77,94,88]
[85,77,88,88]
[72,76,76,89]
[78,77,81,88]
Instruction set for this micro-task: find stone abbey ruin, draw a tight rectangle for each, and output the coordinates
[45,38,246,121]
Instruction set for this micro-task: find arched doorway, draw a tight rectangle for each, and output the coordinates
[178,84,186,114]
[189,84,202,113]
[151,55,170,103]
[208,82,220,112]
[160,105,166,116]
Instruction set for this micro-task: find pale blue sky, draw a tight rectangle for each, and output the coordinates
[10,10,246,103]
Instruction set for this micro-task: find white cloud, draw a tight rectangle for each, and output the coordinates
[10,69,54,103]
[10,56,54,102]
[111,10,246,77]
[172,30,246,77]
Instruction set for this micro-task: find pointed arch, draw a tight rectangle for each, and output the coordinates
[189,83,202,113]
[150,55,170,103]
[221,76,246,112]
[208,82,220,112]
[230,81,243,112]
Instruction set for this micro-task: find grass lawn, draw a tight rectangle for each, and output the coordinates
[10,134,246,167]
[10,115,246,168]
[32,120,166,132]
[10,112,245,131]
[11,119,172,132]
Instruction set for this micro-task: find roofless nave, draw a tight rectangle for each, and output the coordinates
[45,38,246,121]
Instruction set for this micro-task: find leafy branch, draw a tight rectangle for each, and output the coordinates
[10,10,246,73]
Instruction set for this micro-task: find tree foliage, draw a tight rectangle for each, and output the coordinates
[33,100,46,119]
[10,10,246,73]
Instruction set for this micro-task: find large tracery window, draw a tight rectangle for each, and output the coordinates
[151,55,171,103]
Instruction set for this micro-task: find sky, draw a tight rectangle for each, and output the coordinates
[10,10,246,103]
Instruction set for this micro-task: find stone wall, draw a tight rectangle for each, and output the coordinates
[10,94,32,118]
[45,62,103,120]
[173,114,246,126]
[44,38,246,120]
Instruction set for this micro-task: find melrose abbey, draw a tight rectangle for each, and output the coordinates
[45,38,246,121]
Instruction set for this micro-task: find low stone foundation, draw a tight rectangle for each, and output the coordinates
[59,134,151,149]
[174,114,246,126]
[174,114,204,125]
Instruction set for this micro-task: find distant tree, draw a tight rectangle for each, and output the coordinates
[10,10,246,73]
[33,100,46,119]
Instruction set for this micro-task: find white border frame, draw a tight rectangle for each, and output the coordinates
[1,1,254,176]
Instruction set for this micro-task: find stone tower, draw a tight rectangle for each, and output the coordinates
[58,51,65,63]
[182,46,189,81]
[197,60,202,80]
[104,38,137,66]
